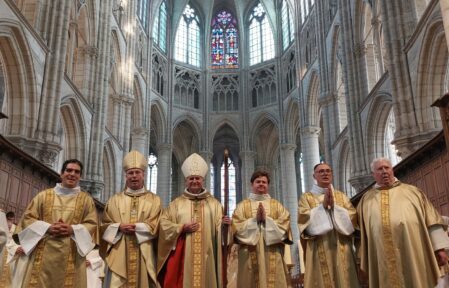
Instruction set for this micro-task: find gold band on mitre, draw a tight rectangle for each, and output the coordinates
[181,153,208,178]
[123,150,147,171]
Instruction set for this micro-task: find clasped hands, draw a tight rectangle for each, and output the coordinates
[119,223,136,235]
[257,203,266,225]
[323,186,334,210]
[48,219,73,237]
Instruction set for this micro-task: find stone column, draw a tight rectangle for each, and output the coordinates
[440,1,449,58]
[280,143,300,273]
[300,126,320,190]
[157,143,172,207]
[130,127,149,156]
[31,1,71,168]
[84,0,113,199]
[239,150,255,198]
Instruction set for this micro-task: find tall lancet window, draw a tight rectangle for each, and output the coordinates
[152,1,167,52]
[175,4,201,67]
[249,2,275,65]
[146,152,158,192]
[281,0,295,50]
[211,11,239,69]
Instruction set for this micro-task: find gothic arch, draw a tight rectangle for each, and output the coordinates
[365,93,393,161]
[284,99,300,144]
[250,114,279,167]
[336,138,354,197]
[149,101,167,146]
[103,139,118,202]
[209,119,241,149]
[0,21,38,137]
[172,117,201,161]
[304,71,320,127]
[416,19,447,131]
[60,96,88,165]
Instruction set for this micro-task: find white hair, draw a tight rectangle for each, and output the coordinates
[370,157,392,172]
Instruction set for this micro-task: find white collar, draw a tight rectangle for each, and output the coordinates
[54,183,80,196]
[310,184,334,195]
[249,193,271,201]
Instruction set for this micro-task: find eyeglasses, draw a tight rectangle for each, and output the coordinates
[316,169,332,175]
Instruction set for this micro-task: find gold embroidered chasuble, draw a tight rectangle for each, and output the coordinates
[102,190,161,288]
[298,190,359,288]
[15,189,98,288]
[157,190,224,288]
[358,182,444,288]
[232,198,292,288]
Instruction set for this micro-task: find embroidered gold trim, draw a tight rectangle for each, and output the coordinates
[191,199,204,287]
[126,195,140,287]
[380,189,402,287]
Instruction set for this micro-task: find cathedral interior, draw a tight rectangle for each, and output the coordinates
[0,0,448,274]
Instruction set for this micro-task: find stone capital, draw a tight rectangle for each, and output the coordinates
[301,126,321,137]
[78,45,98,58]
[280,143,297,152]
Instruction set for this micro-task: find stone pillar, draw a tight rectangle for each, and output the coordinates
[130,127,149,156]
[280,144,300,245]
[300,126,320,190]
[84,0,113,199]
[440,1,449,59]
[31,1,71,168]
[239,150,255,198]
[157,143,172,207]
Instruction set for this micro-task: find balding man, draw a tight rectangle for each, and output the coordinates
[358,157,449,287]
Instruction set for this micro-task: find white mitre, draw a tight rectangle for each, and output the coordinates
[181,153,208,178]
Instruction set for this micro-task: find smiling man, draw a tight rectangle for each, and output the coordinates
[102,150,161,287]
[358,157,449,288]
[157,153,229,288]
[13,159,98,288]
[232,170,292,288]
[298,163,359,287]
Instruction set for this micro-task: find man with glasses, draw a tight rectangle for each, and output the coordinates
[298,163,359,287]
[13,159,98,287]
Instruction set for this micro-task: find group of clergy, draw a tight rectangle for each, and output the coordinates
[0,151,293,288]
[298,158,449,288]
[1,152,449,288]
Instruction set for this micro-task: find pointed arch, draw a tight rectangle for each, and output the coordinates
[60,96,88,165]
[149,100,167,147]
[172,116,202,161]
[416,19,447,131]
[304,71,320,127]
[0,21,38,137]
[103,139,118,202]
[284,99,300,144]
[365,93,393,160]
[250,113,280,166]
[131,76,144,129]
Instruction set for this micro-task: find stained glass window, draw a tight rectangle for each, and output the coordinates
[175,4,201,67]
[152,1,167,52]
[211,11,239,69]
[249,3,275,66]
[281,0,295,50]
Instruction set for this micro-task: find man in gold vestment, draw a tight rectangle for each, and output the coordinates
[157,153,229,288]
[232,170,292,288]
[298,163,359,287]
[358,157,449,288]
[13,159,98,288]
[102,150,161,287]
